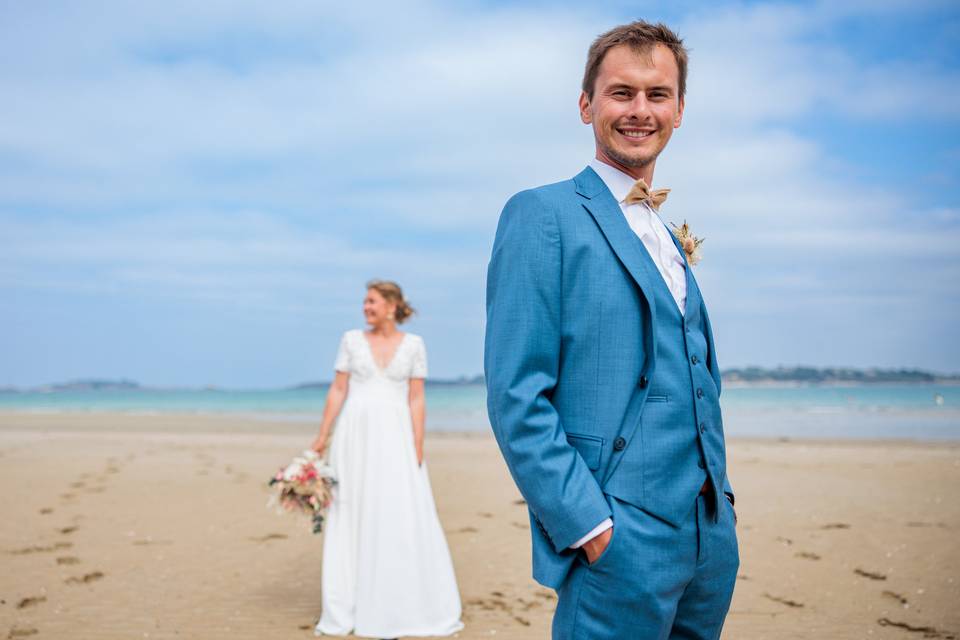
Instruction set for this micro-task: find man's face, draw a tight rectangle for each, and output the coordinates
[579,44,684,178]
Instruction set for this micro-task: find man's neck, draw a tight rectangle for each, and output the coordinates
[595,151,655,184]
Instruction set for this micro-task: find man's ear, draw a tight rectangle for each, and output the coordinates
[579,91,592,125]
[674,96,685,128]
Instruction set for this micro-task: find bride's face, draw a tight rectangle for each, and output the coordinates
[363,288,397,327]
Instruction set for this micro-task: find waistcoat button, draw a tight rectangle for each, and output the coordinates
[639,375,648,388]
[613,437,627,451]
[690,355,699,365]
[696,387,704,399]
[699,422,707,434]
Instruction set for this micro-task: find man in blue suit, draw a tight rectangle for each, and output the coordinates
[485,21,739,639]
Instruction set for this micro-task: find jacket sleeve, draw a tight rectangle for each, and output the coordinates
[484,190,611,552]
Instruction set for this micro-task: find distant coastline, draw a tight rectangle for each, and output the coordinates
[721,366,960,385]
[2,367,958,394]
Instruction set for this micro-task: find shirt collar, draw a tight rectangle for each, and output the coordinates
[589,158,639,205]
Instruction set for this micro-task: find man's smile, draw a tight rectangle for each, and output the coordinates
[617,127,655,140]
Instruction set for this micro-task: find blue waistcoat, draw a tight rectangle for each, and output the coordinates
[602,238,728,526]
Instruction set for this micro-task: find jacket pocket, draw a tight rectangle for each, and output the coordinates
[566,432,603,470]
[646,394,669,403]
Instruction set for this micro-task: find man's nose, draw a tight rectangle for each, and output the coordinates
[627,94,652,118]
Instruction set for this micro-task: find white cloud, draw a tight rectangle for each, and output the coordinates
[1,0,958,382]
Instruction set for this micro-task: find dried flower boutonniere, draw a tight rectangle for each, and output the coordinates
[670,221,704,266]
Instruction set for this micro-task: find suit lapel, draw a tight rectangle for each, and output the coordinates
[575,167,659,322]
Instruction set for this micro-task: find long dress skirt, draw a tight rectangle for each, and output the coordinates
[316,377,463,638]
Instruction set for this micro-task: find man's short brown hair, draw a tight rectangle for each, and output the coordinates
[582,21,688,100]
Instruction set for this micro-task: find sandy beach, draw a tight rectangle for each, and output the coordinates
[1,412,958,639]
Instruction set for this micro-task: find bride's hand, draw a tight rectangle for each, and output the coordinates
[310,434,327,455]
[416,443,424,467]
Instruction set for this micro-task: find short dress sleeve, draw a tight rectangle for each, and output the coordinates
[333,331,351,373]
[410,336,428,379]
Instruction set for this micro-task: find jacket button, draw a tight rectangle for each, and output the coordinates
[639,375,648,388]
[691,355,699,365]
[697,459,705,469]
[613,437,627,451]
[696,387,704,399]
[699,422,707,434]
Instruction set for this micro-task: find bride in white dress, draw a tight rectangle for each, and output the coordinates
[310,280,464,638]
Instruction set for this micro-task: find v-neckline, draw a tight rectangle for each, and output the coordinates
[362,331,408,372]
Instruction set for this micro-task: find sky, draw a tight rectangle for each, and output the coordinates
[1,0,959,387]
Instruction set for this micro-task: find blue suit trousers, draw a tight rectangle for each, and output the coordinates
[553,494,739,639]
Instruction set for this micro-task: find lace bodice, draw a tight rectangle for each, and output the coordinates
[333,329,428,384]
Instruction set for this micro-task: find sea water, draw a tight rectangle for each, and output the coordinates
[1,383,958,440]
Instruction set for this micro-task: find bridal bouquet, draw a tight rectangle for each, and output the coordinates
[267,450,337,534]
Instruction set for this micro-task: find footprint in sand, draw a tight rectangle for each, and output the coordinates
[795,551,821,560]
[763,593,804,608]
[56,556,81,565]
[8,627,39,638]
[477,512,494,518]
[249,533,288,543]
[515,596,543,612]
[882,590,909,606]
[58,526,79,535]
[821,522,851,530]
[906,521,948,529]
[465,596,508,613]
[451,526,478,534]
[16,597,46,610]
[511,522,529,529]
[65,571,104,585]
[513,499,527,506]
[59,493,76,500]
[775,536,793,546]
[132,539,172,546]
[854,568,887,581]
[8,542,72,555]
[38,508,53,515]
[69,481,85,489]
[877,618,954,638]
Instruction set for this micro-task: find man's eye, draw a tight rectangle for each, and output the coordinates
[612,90,630,97]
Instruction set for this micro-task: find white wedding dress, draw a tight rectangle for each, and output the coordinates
[316,329,464,638]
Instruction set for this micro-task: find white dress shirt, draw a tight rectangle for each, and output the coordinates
[571,160,688,551]
[589,159,687,314]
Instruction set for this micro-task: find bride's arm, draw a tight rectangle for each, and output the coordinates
[408,378,426,466]
[311,371,350,453]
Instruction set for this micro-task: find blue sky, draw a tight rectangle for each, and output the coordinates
[1,0,958,387]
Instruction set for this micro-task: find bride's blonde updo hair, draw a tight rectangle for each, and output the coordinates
[366,279,416,324]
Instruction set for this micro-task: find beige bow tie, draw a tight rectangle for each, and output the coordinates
[624,178,670,211]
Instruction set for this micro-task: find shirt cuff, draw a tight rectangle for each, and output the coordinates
[569,518,613,549]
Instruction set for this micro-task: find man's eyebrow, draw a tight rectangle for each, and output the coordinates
[603,82,675,93]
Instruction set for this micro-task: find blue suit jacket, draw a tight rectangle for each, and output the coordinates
[484,166,727,589]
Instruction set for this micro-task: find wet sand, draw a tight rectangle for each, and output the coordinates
[1,412,958,639]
